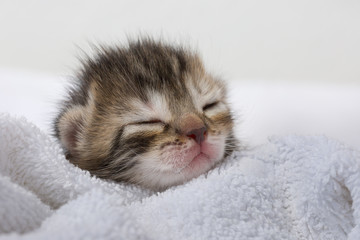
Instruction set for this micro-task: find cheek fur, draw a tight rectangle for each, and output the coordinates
[201,140,225,161]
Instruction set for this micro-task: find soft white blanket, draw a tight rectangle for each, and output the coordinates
[1,113,360,240]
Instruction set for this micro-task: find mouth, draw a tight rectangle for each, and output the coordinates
[177,152,211,173]
[191,152,210,164]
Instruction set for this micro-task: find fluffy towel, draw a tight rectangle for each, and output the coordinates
[0,113,360,240]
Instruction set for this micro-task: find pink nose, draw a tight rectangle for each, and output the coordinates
[186,126,207,145]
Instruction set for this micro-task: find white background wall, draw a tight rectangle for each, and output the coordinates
[1,0,360,82]
[0,0,359,149]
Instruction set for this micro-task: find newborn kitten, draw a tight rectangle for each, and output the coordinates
[54,39,237,190]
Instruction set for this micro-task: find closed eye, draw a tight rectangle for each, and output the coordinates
[203,101,219,111]
[135,119,164,125]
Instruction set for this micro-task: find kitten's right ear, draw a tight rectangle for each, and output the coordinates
[57,106,85,159]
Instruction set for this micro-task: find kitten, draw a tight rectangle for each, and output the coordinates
[54,39,237,191]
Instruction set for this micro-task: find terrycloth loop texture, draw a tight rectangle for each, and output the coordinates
[0,113,359,240]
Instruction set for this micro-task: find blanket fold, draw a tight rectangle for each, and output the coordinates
[0,113,359,240]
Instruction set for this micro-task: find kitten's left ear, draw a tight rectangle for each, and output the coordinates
[56,106,86,160]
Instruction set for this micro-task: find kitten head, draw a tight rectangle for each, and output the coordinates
[55,39,237,190]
